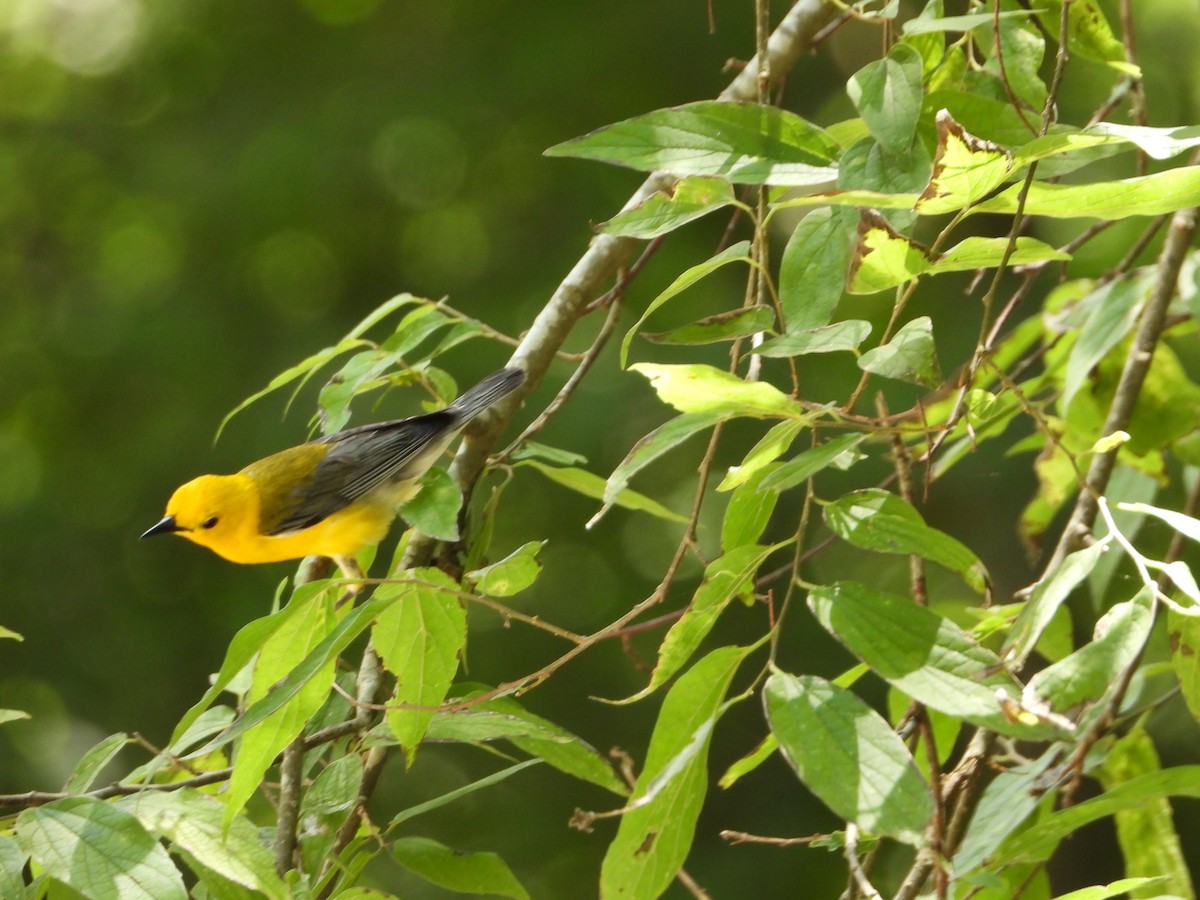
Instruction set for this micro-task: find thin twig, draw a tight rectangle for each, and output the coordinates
[844,823,883,900]
[274,740,306,875]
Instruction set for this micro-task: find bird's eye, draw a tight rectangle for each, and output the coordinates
[200,516,219,530]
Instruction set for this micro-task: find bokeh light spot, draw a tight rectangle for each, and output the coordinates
[96,216,183,305]
[0,427,42,514]
[253,229,343,321]
[297,0,380,26]
[6,0,144,75]
[371,117,468,209]
[398,205,490,290]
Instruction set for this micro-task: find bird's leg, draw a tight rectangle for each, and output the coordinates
[332,555,367,607]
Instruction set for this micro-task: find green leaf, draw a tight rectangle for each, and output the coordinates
[847,210,934,294]
[1169,609,1200,723]
[1004,542,1106,666]
[317,347,405,434]
[916,110,1014,214]
[857,316,942,388]
[623,545,778,701]
[1062,276,1147,411]
[952,753,1058,875]
[722,465,780,552]
[218,294,418,436]
[808,582,1031,735]
[452,689,627,795]
[389,759,544,829]
[1038,0,1139,76]
[199,590,396,755]
[976,166,1200,219]
[777,207,857,332]
[169,589,322,746]
[823,489,988,591]
[620,241,752,366]
[1095,729,1195,900]
[986,15,1047,110]
[607,411,724,500]
[302,754,364,817]
[757,432,868,494]
[0,835,26,900]
[995,766,1200,864]
[392,836,529,900]
[120,791,286,900]
[465,541,545,596]
[422,709,558,743]
[398,466,462,542]
[1090,466,1158,602]
[756,320,873,357]
[1086,122,1200,161]
[224,587,346,824]
[546,100,840,186]
[838,135,931,229]
[718,734,778,789]
[928,236,1070,274]
[847,43,924,154]
[922,90,1039,146]
[599,646,748,900]
[16,796,186,900]
[717,419,806,491]
[645,305,775,346]
[902,9,1040,35]
[773,188,920,213]
[1025,588,1154,715]
[598,176,736,238]
[1013,129,1138,172]
[509,440,588,467]
[373,568,467,764]
[631,362,804,419]
[297,758,362,878]
[0,709,28,729]
[765,672,933,846]
[0,625,22,641]
[520,460,688,524]
[1051,879,1172,900]
[64,733,130,794]
[840,135,933,198]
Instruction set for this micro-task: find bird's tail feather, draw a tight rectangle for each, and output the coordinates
[451,367,525,420]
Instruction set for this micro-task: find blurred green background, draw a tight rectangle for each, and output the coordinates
[2,0,1199,896]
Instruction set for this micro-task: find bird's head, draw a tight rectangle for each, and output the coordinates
[142,475,258,559]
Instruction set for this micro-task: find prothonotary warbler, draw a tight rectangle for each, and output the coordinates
[142,367,525,582]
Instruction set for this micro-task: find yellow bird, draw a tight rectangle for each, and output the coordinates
[142,367,524,580]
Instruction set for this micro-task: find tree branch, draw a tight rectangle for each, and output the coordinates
[401,0,840,569]
[1042,200,1200,576]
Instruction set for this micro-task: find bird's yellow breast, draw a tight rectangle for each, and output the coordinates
[221,499,398,564]
[163,472,407,565]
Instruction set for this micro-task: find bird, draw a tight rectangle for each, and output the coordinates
[141,367,525,584]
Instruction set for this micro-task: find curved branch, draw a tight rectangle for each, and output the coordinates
[1043,201,1200,576]
[402,0,840,568]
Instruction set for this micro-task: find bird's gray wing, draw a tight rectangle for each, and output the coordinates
[260,411,457,535]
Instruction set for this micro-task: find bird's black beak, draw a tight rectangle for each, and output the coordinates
[141,515,183,539]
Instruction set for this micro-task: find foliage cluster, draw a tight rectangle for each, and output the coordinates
[5,1,1200,898]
